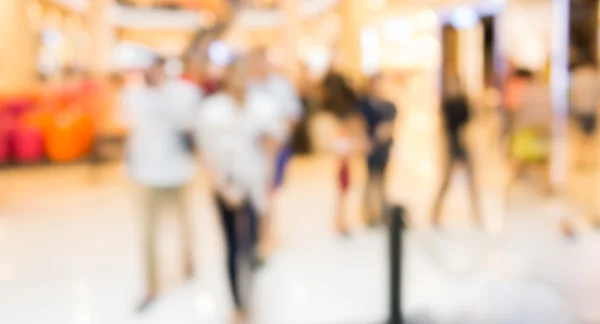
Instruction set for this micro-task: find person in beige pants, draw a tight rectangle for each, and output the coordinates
[120,58,202,311]
[141,186,194,299]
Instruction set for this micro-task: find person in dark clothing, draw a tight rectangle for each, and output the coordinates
[357,74,397,226]
[291,64,318,155]
[431,76,482,228]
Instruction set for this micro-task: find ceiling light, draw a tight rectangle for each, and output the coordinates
[451,7,479,30]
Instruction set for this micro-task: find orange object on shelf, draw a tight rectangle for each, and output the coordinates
[45,104,95,163]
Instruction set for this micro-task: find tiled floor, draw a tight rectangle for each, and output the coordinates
[0,113,599,324]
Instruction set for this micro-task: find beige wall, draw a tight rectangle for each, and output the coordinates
[336,0,371,85]
[86,0,115,76]
[0,0,37,94]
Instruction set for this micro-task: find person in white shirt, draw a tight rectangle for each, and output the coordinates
[196,58,283,324]
[120,58,201,311]
[248,48,302,185]
[247,48,302,253]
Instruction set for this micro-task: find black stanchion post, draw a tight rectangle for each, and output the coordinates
[389,206,405,324]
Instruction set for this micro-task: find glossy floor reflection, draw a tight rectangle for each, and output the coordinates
[0,153,599,324]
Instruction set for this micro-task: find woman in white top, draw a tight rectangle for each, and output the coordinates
[120,58,201,311]
[196,58,283,323]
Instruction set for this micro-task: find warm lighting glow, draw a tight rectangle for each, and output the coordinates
[420,35,440,54]
[45,9,63,29]
[368,0,387,11]
[323,13,341,38]
[64,16,81,35]
[360,26,380,74]
[415,9,438,31]
[382,19,413,42]
[26,0,44,30]
[267,47,285,65]
[199,10,216,28]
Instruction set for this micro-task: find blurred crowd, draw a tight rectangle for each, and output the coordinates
[104,26,600,324]
[110,24,412,322]
[2,22,600,324]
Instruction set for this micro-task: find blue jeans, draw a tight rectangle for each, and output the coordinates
[273,144,293,189]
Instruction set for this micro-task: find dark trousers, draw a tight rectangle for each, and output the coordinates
[431,136,481,223]
[214,193,259,310]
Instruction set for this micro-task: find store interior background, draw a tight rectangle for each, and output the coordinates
[0,0,582,168]
[1,0,600,323]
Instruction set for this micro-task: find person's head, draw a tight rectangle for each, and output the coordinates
[322,71,356,118]
[248,47,270,81]
[222,58,248,100]
[146,57,167,87]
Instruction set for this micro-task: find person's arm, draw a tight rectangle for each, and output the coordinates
[276,75,303,128]
[348,113,371,155]
[374,102,398,144]
[116,87,136,136]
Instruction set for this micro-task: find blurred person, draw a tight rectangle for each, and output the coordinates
[184,28,220,94]
[504,70,577,236]
[247,48,302,254]
[248,47,302,183]
[120,58,199,311]
[570,62,600,170]
[357,74,398,226]
[503,69,531,141]
[504,70,553,204]
[321,72,369,235]
[431,75,482,228]
[290,63,318,155]
[196,59,284,324]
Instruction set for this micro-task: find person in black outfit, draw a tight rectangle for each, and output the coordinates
[431,77,482,228]
[357,74,397,226]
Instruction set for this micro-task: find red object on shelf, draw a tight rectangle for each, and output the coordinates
[0,124,11,164]
[14,125,44,163]
[0,108,19,161]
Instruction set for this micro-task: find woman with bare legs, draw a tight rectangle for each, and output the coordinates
[321,72,369,235]
[431,76,482,228]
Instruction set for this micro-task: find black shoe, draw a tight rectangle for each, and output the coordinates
[136,294,157,313]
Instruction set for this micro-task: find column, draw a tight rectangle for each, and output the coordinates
[550,0,570,189]
[0,0,37,94]
[280,0,302,85]
[86,0,115,76]
[336,0,368,85]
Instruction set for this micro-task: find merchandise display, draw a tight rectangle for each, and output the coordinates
[0,83,98,166]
